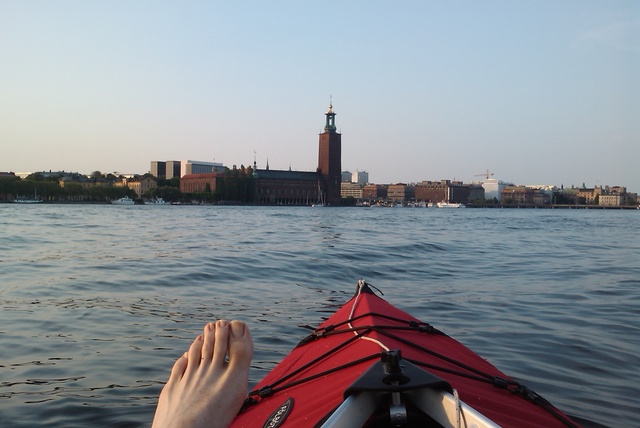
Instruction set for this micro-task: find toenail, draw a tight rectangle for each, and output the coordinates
[230,321,245,338]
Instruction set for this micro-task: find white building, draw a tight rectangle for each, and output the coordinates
[351,170,369,186]
[482,178,511,202]
[181,160,225,177]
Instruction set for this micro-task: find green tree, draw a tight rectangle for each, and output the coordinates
[0,176,19,200]
[156,177,180,188]
[26,172,44,181]
[64,183,84,201]
[40,181,62,200]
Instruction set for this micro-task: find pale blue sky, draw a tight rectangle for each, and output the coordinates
[2,1,638,191]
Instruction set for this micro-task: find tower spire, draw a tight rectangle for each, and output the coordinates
[324,96,337,132]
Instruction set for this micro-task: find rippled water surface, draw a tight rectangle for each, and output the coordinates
[1,204,638,427]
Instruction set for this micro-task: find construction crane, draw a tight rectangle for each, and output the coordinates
[474,170,494,179]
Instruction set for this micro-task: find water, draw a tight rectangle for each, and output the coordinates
[0,204,638,427]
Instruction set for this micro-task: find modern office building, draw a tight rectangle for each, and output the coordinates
[181,160,224,177]
[151,160,223,179]
[150,161,181,179]
[351,170,368,186]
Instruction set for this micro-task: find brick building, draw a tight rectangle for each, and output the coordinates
[575,186,602,204]
[501,186,537,204]
[387,184,415,203]
[253,169,319,205]
[362,184,387,201]
[180,173,223,194]
[251,102,342,205]
[414,180,482,204]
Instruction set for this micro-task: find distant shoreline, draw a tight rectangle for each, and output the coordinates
[2,200,638,209]
[465,204,638,210]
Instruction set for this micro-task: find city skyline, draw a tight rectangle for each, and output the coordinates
[2,2,638,191]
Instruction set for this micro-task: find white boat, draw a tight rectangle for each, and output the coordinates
[437,201,464,208]
[13,190,43,203]
[148,198,167,205]
[111,196,135,205]
[13,198,43,204]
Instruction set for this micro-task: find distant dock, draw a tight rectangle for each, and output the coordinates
[466,204,638,210]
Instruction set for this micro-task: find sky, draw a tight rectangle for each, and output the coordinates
[1,1,639,191]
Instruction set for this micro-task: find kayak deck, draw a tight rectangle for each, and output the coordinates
[232,281,580,427]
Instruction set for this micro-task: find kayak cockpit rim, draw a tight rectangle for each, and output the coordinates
[319,349,501,428]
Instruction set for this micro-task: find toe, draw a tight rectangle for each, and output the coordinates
[168,352,188,383]
[213,320,230,367]
[228,321,253,369]
[201,322,216,362]
[185,335,204,374]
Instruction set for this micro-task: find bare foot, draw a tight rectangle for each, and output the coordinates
[152,320,253,428]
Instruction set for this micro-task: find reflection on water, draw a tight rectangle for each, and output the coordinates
[0,205,638,426]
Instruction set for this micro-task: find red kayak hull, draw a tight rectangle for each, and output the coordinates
[232,284,579,427]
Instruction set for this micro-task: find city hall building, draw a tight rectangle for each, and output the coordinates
[252,102,342,205]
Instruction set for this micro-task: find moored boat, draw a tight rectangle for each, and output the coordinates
[232,280,580,427]
[13,189,43,203]
[12,198,43,204]
[148,197,168,205]
[437,201,464,208]
[111,196,135,205]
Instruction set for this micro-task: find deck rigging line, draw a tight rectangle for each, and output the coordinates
[242,282,579,427]
[241,314,578,428]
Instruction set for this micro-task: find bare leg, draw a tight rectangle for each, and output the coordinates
[152,320,253,428]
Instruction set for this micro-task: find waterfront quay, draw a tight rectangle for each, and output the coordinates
[466,204,639,210]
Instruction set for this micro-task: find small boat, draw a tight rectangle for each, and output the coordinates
[13,189,43,204]
[437,201,464,208]
[111,196,135,205]
[232,280,580,428]
[13,198,43,204]
[148,198,168,205]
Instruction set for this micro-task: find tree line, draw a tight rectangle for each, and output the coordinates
[0,168,256,203]
[0,172,136,202]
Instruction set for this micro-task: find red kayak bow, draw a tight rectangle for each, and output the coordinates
[232,280,579,428]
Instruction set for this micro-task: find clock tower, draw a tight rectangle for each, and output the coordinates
[317,100,342,205]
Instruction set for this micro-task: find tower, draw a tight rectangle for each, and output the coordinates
[317,100,342,205]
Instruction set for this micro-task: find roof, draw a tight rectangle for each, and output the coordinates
[254,169,319,181]
[181,173,224,179]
